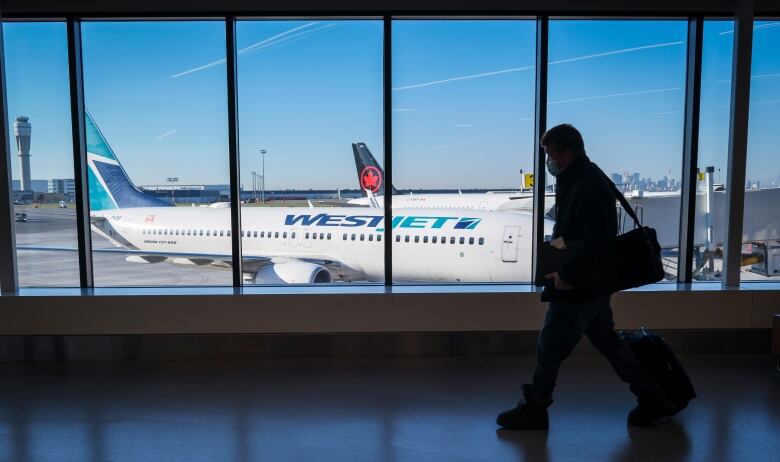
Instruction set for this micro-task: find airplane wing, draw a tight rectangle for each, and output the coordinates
[313,200,368,207]
[16,244,268,262]
[15,245,360,279]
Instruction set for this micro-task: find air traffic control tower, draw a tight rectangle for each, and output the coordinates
[14,116,32,191]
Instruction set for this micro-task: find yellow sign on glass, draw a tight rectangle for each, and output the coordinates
[697,172,705,181]
[523,173,534,189]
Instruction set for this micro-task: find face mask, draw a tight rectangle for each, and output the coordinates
[546,157,562,177]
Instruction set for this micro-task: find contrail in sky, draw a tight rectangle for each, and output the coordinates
[548,87,682,105]
[548,41,684,65]
[750,99,780,106]
[393,41,684,91]
[718,73,780,84]
[171,22,330,78]
[431,141,468,150]
[392,66,534,91]
[719,22,780,35]
[153,129,177,140]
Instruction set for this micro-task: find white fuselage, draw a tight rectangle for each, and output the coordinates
[93,206,550,283]
[347,191,557,214]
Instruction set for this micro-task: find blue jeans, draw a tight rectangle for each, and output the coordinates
[531,294,658,401]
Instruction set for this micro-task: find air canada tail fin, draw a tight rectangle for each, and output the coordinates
[352,142,400,197]
[86,111,173,211]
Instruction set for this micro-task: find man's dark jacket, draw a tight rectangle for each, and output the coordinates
[550,155,617,300]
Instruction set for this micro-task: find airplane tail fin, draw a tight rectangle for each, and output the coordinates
[86,111,173,211]
[352,142,400,197]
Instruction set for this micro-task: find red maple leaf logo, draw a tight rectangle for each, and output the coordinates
[361,166,382,192]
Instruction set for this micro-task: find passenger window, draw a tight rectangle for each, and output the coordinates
[275,232,279,238]
[241,230,245,237]
[313,233,318,240]
[423,236,428,243]
[199,230,204,236]
[395,235,400,243]
[327,233,331,240]
[343,233,348,240]
[469,237,474,245]
[351,234,356,241]
[175,230,179,235]
[459,237,464,245]
[220,230,224,237]
[319,233,324,240]
[207,230,211,236]
[261,231,265,238]
[404,235,410,243]
[360,234,365,241]
[291,232,296,239]
[450,237,455,244]
[305,232,310,239]
[227,230,231,237]
[478,237,484,245]
[253,231,258,238]
[368,234,373,241]
[377,235,382,242]
[414,236,419,243]
[432,236,437,244]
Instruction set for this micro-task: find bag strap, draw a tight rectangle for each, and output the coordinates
[596,168,644,231]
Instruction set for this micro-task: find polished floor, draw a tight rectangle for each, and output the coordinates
[0,355,778,462]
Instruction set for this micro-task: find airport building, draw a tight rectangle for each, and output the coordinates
[140,184,221,204]
[0,1,778,461]
[47,178,75,195]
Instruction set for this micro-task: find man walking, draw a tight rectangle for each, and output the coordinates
[496,124,676,430]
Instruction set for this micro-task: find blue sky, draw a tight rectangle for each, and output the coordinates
[3,19,780,190]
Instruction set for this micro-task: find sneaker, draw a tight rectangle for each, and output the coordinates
[496,399,551,430]
[627,389,677,427]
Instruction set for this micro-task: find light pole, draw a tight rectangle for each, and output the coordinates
[250,171,255,203]
[259,149,267,203]
[166,177,178,205]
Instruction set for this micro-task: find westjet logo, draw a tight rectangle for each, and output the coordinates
[284,214,482,230]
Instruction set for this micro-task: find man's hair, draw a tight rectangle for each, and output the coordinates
[541,124,585,156]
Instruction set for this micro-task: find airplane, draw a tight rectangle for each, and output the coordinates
[346,142,557,214]
[41,111,556,284]
[344,143,780,258]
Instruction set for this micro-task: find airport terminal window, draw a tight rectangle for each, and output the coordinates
[3,22,80,287]
[547,19,688,283]
[236,19,383,285]
[392,19,536,283]
[742,19,780,281]
[81,20,231,286]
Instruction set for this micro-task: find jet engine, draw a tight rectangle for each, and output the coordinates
[254,261,332,284]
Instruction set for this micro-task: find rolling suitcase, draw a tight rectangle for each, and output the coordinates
[619,327,696,414]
